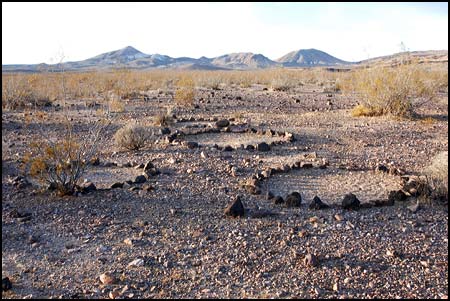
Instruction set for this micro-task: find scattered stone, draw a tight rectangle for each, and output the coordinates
[128,258,145,267]
[110,182,124,189]
[224,196,245,217]
[134,163,145,169]
[142,184,154,192]
[134,175,147,184]
[298,229,308,237]
[81,182,97,193]
[261,169,271,178]
[123,238,134,246]
[159,127,171,135]
[109,291,120,299]
[17,215,32,223]
[256,142,270,152]
[200,151,208,159]
[2,277,12,291]
[223,145,234,152]
[334,214,344,221]
[28,235,39,244]
[375,164,389,173]
[99,273,116,285]
[408,200,420,213]
[285,192,302,207]
[184,141,199,149]
[306,152,317,159]
[388,190,408,203]
[215,119,230,128]
[386,249,400,258]
[143,161,155,171]
[274,196,284,204]
[244,178,261,195]
[309,196,329,210]
[246,144,255,151]
[231,166,238,177]
[303,253,319,267]
[300,162,313,168]
[90,157,100,166]
[342,193,360,210]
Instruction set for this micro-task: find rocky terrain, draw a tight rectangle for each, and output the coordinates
[2,75,448,299]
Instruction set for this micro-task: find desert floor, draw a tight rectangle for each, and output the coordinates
[2,83,448,298]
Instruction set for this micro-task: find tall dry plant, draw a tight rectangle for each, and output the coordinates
[174,75,196,108]
[22,113,111,196]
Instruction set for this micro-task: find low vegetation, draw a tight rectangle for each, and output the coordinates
[22,114,110,196]
[114,122,150,151]
[424,151,448,202]
[347,62,445,118]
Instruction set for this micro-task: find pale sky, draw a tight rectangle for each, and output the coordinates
[2,2,448,64]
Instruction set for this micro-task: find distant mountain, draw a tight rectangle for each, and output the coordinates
[358,50,448,66]
[276,49,350,67]
[2,46,446,73]
[210,53,280,69]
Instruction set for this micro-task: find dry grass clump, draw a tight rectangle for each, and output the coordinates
[22,115,110,196]
[423,151,448,202]
[347,64,441,118]
[153,107,175,127]
[174,76,196,108]
[108,99,125,113]
[2,74,53,110]
[114,122,150,151]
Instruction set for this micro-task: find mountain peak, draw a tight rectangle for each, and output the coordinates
[277,49,349,67]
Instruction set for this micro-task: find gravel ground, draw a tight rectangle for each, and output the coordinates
[2,82,448,299]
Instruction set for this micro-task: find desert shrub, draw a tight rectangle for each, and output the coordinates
[2,74,52,110]
[174,76,196,108]
[114,122,149,150]
[424,151,448,202]
[153,108,174,127]
[22,115,110,196]
[351,104,380,117]
[109,99,125,113]
[348,64,440,118]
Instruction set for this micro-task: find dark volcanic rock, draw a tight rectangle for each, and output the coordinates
[375,164,389,173]
[2,277,12,291]
[81,182,97,193]
[184,141,199,149]
[110,182,124,189]
[285,192,302,207]
[159,127,171,135]
[273,196,284,204]
[224,196,245,217]
[388,190,408,203]
[143,161,155,171]
[342,193,360,209]
[256,142,270,152]
[134,175,147,184]
[216,119,230,128]
[309,196,329,210]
